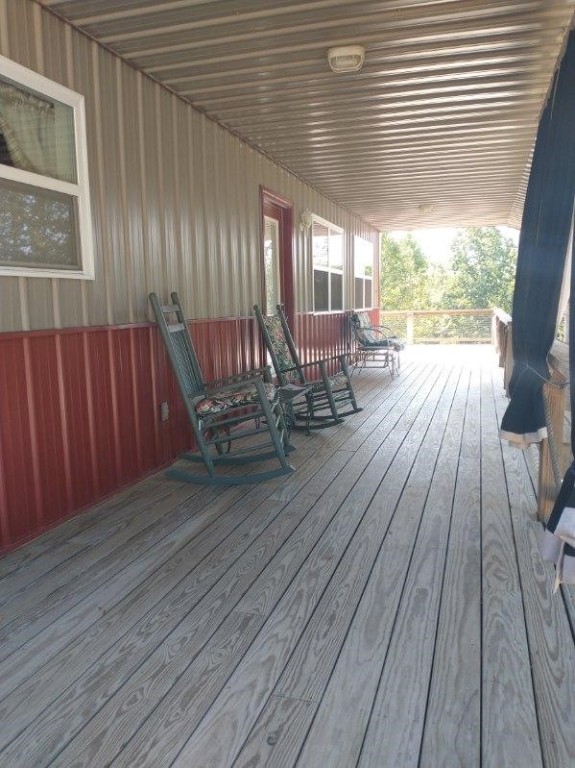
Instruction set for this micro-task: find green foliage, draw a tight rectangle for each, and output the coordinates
[380,227,517,312]
[379,232,431,310]
[0,182,77,268]
[444,227,517,312]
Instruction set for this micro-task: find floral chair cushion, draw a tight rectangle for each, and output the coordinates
[195,382,277,416]
[262,315,301,384]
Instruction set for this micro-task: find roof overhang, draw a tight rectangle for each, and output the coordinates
[37,0,575,231]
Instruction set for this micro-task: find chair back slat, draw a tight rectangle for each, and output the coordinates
[255,303,361,427]
[150,292,205,400]
[254,304,304,385]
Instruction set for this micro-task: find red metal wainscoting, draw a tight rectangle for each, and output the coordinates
[0,311,348,553]
[0,324,180,553]
[295,311,354,374]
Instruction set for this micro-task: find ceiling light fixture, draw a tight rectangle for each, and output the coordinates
[327,45,365,74]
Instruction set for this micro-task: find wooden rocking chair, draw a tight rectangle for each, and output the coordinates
[350,311,405,377]
[150,292,295,486]
[254,303,361,431]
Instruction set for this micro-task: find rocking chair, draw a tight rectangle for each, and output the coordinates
[254,303,361,431]
[350,311,405,377]
[150,292,295,486]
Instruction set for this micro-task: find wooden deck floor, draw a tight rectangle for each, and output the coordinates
[2,345,575,768]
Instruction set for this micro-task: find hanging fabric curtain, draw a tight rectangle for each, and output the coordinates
[499,29,575,586]
[499,29,575,449]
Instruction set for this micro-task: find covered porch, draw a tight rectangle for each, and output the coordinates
[1,345,574,767]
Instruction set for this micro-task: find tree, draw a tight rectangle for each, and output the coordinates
[380,232,431,310]
[443,227,517,312]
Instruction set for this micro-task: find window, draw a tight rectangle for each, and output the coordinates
[263,215,281,315]
[0,55,93,279]
[312,217,343,311]
[354,236,374,308]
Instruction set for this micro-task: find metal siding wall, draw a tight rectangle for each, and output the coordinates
[0,321,263,553]
[0,326,268,553]
[0,0,379,332]
[0,0,380,551]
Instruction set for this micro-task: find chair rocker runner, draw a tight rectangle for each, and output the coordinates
[350,311,405,377]
[150,292,295,486]
[254,303,361,431]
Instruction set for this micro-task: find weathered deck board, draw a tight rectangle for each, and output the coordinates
[295,363,465,768]
[250,365,463,767]
[481,364,542,767]
[2,346,575,767]
[118,367,449,768]
[494,389,575,768]
[357,363,472,767]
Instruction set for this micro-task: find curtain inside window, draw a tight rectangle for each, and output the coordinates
[0,80,75,182]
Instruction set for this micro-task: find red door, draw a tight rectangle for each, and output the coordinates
[260,187,295,324]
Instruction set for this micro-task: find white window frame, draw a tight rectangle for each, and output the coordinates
[0,55,94,280]
[311,215,344,312]
[353,235,374,309]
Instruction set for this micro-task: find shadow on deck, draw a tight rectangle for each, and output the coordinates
[0,345,574,767]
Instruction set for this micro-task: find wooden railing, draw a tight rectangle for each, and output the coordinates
[493,308,513,394]
[540,342,570,521]
[380,307,496,344]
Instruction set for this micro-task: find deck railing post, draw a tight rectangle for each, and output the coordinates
[538,350,569,522]
[406,312,414,344]
[503,322,513,396]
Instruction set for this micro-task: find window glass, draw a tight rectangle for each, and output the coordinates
[312,216,345,311]
[331,272,343,310]
[0,55,93,279]
[263,216,281,315]
[353,236,374,308]
[355,277,364,309]
[0,178,79,268]
[0,77,77,183]
[313,269,329,312]
[330,231,343,271]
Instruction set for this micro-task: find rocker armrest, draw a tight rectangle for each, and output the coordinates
[358,325,392,339]
[204,369,268,393]
[279,363,302,375]
[367,323,396,335]
[297,353,348,369]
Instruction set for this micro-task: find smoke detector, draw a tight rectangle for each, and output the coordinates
[327,45,365,74]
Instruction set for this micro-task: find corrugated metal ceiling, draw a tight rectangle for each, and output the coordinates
[37,0,575,231]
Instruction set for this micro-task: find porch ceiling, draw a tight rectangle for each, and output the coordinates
[38,0,575,231]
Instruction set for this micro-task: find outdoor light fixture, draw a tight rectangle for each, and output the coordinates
[327,45,365,74]
[300,210,313,231]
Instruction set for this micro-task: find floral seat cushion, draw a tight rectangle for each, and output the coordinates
[195,382,277,416]
[310,372,349,393]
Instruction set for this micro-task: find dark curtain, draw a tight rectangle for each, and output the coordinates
[500,29,575,448]
[502,29,575,586]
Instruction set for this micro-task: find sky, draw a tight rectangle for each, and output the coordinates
[390,226,519,264]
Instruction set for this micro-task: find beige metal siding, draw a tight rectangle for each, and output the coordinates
[0,0,379,333]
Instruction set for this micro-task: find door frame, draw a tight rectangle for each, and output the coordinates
[260,186,295,324]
